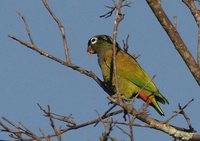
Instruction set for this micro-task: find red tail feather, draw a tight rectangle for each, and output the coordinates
[139,93,151,103]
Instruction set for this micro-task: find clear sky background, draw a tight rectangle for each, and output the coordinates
[0,0,200,141]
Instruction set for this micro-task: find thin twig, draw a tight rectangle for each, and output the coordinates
[18,122,42,141]
[116,125,131,139]
[2,117,42,141]
[47,106,62,141]
[131,74,156,103]
[0,121,24,139]
[163,99,194,124]
[105,120,149,128]
[100,1,131,18]
[94,104,117,127]
[61,109,123,133]
[37,104,76,126]
[112,0,125,103]
[123,34,129,52]
[39,128,50,141]
[41,0,70,63]
[198,26,200,66]
[182,0,200,67]
[100,5,116,18]
[178,103,195,132]
[128,114,134,141]
[100,118,114,141]
[173,16,177,29]
[17,12,35,46]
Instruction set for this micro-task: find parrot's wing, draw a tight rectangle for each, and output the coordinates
[104,50,158,93]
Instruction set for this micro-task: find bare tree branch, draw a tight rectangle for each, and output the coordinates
[100,1,131,18]
[41,0,70,63]
[47,106,62,141]
[1,108,124,141]
[178,103,195,132]
[17,12,35,46]
[198,26,200,66]
[99,118,114,141]
[112,0,126,103]
[123,34,129,53]
[127,114,134,141]
[116,125,132,139]
[39,128,50,141]
[108,97,200,141]
[100,0,131,104]
[163,99,194,124]
[146,0,200,86]
[8,15,112,96]
[1,117,42,141]
[94,104,117,127]
[182,0,200,67]
[37,104,76,126]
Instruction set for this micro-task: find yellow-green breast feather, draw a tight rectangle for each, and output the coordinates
[103,49,158,93]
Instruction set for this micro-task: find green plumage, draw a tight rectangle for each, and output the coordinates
[87,35,169,116]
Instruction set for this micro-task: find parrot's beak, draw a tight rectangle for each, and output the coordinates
[87,45,96,55]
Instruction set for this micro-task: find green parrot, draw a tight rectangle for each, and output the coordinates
[87,35,169,116]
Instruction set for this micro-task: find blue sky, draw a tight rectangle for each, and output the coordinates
[0,0,199,140]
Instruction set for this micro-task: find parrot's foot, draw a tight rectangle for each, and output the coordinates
[123,109,128,121]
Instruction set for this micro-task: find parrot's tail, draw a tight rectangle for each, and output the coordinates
[139,92,165,116]
[151,98,165,116]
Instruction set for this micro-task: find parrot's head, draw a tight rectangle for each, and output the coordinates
[87,35,119,55]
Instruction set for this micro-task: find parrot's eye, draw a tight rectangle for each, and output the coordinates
[90,37,98,44]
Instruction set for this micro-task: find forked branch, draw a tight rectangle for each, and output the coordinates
[182,0,200,66]
[146,0,200,85]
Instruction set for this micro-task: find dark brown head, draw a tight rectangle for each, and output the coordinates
[87,35,119,55]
